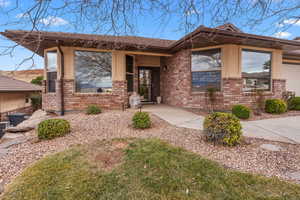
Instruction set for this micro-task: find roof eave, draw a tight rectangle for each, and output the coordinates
[170,27,300,52]
[0,90,41,93]
[1,30,173,56]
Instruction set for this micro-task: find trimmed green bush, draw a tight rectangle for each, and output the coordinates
[232,105,251,119]
[38,119,71,140]
[265,99,287,114]
[203,112,242,146]
[132,112,151,129]
[289,97,300,110]
[86,105,102,115]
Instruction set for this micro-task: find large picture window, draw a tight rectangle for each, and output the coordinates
[241,49,272,91]
[46,50,57,93]
[191,48,221,91]
[75,51,112,93]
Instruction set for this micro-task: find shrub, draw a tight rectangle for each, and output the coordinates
[38,119,71,140]
[289,97,300,110]
[132,112,151,129]
[86,105,102,115]
[232,105,251,119]
[265,99,287,114]
[31,76,44,86]
[30,94,42,111]
[203,112,242,146]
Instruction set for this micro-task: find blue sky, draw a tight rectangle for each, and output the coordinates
[0,0,300,71]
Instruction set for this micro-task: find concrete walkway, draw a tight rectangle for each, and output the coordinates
[142,104,205,130]
[143,104,300,144]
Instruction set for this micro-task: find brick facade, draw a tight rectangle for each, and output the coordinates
[161,49,286,111]
[42,49,286,113]
[42,79,128,112]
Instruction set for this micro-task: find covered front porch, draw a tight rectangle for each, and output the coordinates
[127,55,162,104]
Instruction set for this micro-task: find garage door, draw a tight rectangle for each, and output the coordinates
[282,63,300,96]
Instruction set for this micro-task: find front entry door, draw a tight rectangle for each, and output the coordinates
[138,67,160,102]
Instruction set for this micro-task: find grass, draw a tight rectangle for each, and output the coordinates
[2,138,300,200]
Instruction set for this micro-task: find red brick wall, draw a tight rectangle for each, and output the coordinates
[42,79,128,112]
[161,50,191,107]
[161,49,286,111]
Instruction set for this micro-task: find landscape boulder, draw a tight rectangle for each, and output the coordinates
[5,110,50,133]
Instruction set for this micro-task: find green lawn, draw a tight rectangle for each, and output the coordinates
[2,138,300,200]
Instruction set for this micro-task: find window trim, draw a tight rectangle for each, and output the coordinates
[241,48,273,92]
[190,48,223,93]
[45,49,58,93]
[73,49,113,94]
[126,55,134,92]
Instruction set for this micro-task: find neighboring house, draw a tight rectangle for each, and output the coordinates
[0,75,41,121]
[0,69,43,83]
[2,23,300,114]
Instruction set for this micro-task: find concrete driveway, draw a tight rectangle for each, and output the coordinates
[242,117,300,144]
[143,104,300,144]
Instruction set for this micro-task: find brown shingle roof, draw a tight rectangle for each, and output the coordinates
[2,23,300,56]
[170,25,300,52]
[0,75,41,92]
[1,30,175,56]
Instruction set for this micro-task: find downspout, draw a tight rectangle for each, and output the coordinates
[57,42,65,116]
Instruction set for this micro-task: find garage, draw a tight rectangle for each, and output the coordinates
[282,63,300,96]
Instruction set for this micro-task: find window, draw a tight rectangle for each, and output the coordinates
[241,49,272,91]
[191,48,222,91]
[46,50,57,93]
[126,55,134,92]
[75,51,112,93]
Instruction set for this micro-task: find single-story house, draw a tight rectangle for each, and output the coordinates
[2,23,300,114]
[0,75,41,121]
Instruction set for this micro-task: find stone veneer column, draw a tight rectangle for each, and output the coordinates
[55,80,62,114]
[112,80,128,108]
[222,78,243,110]
[272,79,286,98]
[42,80,58,112]
[163,49,191,107]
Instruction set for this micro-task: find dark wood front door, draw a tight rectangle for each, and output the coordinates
[138,67,160,102]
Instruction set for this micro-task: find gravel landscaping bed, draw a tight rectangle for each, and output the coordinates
[1,110,300,187]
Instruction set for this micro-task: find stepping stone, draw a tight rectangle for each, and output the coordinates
[286,171,300,182]
[0,137,27,149]
[260,143,282,151]
[2,133,24,139]
[0,148,8,158]
[0,180,4,194]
